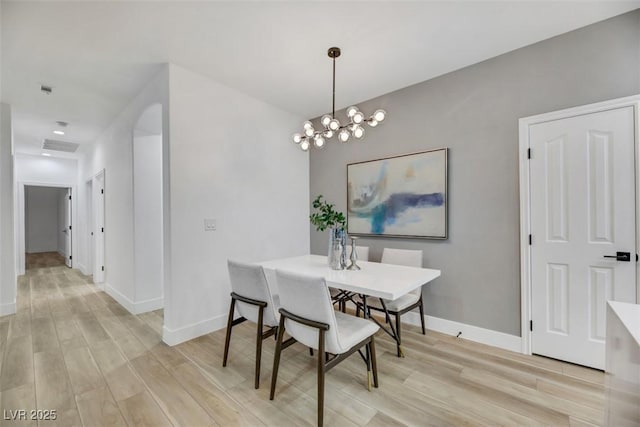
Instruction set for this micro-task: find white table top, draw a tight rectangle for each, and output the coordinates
[260,254,441,300]
[608,301,640,346]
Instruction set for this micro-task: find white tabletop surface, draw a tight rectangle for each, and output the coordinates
[260,254,441,300]
[608,301,640,346]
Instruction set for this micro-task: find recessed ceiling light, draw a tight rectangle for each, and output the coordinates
[53,130,65,135]
[42,153,51,157]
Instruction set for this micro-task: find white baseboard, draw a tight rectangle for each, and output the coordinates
[134,296,164,314]
[404,312,522,353]
[104,283,163,315]
[162,314,227,346]
[0,301,16,317]
[105,283,136,314]
[77,262,88,276]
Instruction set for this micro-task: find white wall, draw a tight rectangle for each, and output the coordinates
[14,154,78,274]
[24,186,64,253]
[78,66,169,313]
[0,103,16,316]
[133,132,163,307]
[163,64,309,344]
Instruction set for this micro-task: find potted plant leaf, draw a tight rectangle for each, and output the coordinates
[310,195,347,269]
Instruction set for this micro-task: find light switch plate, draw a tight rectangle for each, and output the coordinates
[204,219,216,231]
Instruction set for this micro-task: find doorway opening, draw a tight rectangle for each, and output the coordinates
[23,185,71,270]
[133,103,164,310]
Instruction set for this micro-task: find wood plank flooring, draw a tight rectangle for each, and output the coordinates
[25,253,65,270]
[0,265,606,426]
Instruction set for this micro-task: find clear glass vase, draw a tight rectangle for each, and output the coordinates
[328,228,346,270]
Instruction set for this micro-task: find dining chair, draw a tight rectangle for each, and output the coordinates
[223,259,280,389]
[331,246,369,312]
[367,248,425,357]
[270,269,379,427]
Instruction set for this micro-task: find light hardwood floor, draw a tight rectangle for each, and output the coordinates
[0,265,605,426]
[25,253,65,270]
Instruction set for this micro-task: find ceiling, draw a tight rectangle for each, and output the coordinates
[2,1,639,157]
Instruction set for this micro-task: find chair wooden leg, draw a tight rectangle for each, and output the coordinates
[222,299,236,367]
[254,306,264,389]
[365,342,372,391]
[418,296,426,335]
[270,316,286,400]
[317,329,325,427]
[370,336,379,388]
[395,313,402,357]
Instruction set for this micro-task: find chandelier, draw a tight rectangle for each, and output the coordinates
[293,47,386,151]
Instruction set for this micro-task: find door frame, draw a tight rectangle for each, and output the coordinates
[92,169,106,285]
[519,94,640,356]
[17,181,76,275]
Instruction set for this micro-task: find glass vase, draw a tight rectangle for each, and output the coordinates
[328,228,346,270]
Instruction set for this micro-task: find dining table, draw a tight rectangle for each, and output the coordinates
[259,254,441,355]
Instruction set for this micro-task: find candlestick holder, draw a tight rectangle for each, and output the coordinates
[347,236,361,270]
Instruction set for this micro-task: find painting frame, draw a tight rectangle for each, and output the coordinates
[346,148,448,239]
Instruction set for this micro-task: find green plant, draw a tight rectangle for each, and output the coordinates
[310,195,346,231]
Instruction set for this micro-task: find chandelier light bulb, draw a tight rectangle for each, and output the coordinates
[353,125,365,139]
[352,111,364,124]
[303,121,314,130]
[346,106,359,118]
[367,118,379,127]
[328,119,340,131]
[339,129,350,142]
[293,133,302,144]
[321,115,332,127]
[323,130,334,138]
[304,126,315,137]
[300,140,310,151]
[373,109,386,122]
[314,135,325,148]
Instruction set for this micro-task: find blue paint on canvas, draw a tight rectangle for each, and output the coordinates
[355,192,444,234]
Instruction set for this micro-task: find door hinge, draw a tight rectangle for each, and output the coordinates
[69,256,72,260]
[101,227,104,233]
[68,195,71,200]
[527,148,531,159]
[530,320,533,331]
[101,189,104,194]
[101,266,104,272]
[69,225,72,230]
[529,234,532,245]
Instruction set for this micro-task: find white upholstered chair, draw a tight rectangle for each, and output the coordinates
[270,269,379,427]
[367,248,426,357]
[223,260,280,389]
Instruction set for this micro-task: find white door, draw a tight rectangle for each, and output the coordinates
[65,188,72,268]
[530,106,637,369]
[93,172,105,283]
[85,180,93,276]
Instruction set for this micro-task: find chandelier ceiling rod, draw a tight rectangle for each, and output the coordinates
[329,47,340,117]
[292,46,387,151]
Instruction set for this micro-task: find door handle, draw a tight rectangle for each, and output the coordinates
[603,251,631,262]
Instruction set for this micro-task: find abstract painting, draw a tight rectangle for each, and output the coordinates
[347,148,447,239]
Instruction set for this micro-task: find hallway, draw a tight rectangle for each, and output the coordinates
[0,266,244,426]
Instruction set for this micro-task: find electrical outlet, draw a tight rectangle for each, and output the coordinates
[204,219,216,231]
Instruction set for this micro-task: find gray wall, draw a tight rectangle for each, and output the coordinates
[309,10,640,336]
